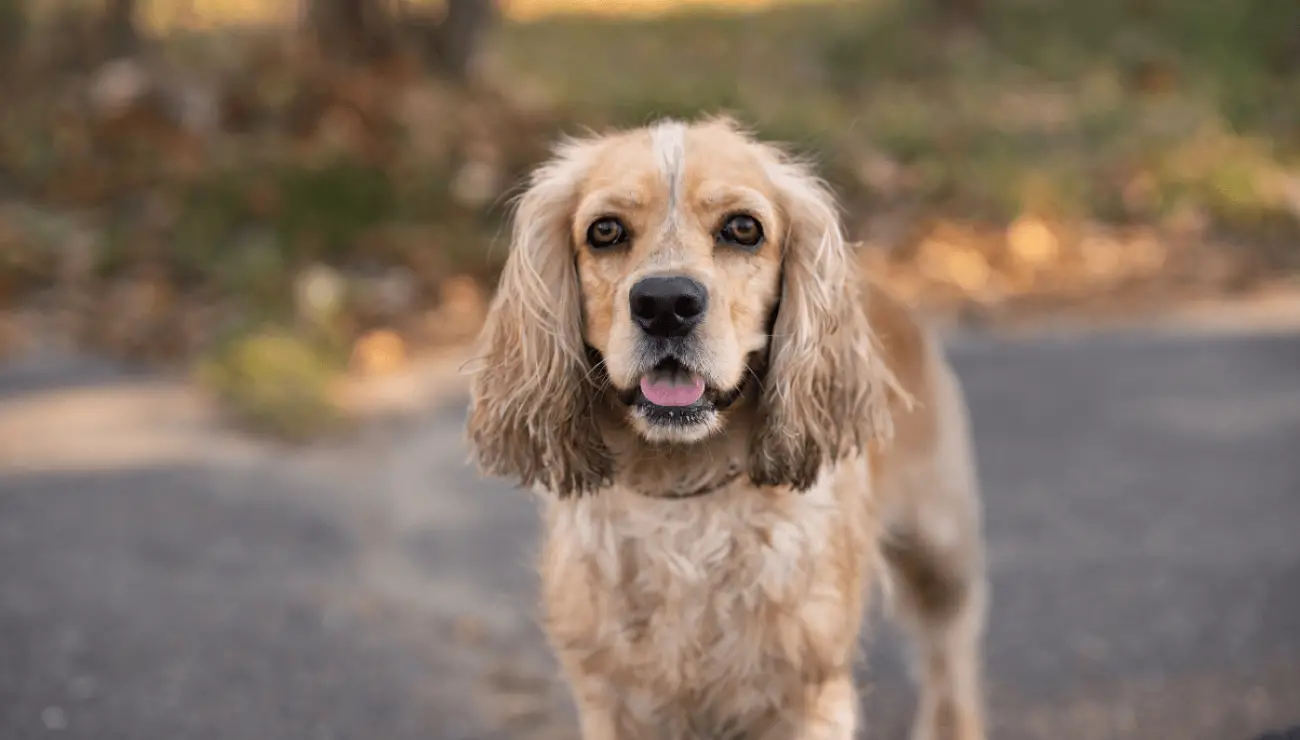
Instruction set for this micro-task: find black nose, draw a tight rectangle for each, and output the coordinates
[629,275,708,338]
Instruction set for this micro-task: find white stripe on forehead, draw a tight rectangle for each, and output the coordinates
[650,120,687,231]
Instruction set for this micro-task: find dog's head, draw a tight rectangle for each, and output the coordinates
[467,117,891,497]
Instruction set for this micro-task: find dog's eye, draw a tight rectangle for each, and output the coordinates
[586,217,628,249]
[718,214,763,249]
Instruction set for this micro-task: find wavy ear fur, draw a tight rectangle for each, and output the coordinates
[748,149,894,491]
[465,140,613,497]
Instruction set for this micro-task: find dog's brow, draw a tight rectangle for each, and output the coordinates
[650,120,686,232]
[581,191,643,215]
[698,186,773,219]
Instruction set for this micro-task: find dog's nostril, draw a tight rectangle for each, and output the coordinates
[632,294,659,322]
[674,294,703,319]
[629,275,708,338]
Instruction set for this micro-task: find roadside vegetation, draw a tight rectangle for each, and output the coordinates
[2,0,1297,436]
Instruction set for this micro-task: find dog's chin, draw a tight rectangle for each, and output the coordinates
[629,402,722,444]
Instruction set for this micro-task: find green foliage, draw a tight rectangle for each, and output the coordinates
[495,0,1300,233]
[167,161,394,275]
[271,163,395,259]
[196,324,347,441]
[0,0,25,59]
[7,0,1300,444]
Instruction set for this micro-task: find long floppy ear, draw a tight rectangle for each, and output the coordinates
[465,141,613,497]
[748,151,895,491]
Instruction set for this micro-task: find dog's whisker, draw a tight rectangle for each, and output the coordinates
[582,356,610,385]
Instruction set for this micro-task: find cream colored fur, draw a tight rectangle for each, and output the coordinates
[466,117,988,740]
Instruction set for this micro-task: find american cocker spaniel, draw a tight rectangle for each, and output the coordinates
[466,116,988,740]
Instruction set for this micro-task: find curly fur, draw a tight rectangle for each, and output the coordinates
[465,117,989,740]
[466,140,613,496]
[745,147,896,489]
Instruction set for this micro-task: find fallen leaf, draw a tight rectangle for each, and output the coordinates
[1080,234,1126,279]
[1007,215,1060,267]
[350,328,406,377]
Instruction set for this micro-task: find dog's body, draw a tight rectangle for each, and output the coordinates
[467,118,987,739]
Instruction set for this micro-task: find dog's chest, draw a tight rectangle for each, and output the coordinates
[541,480,868,727]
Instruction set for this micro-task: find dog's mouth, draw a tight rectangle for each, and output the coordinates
[606,358,744,435]
[639,360,706,407]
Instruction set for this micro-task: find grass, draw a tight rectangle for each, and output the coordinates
[196,323,348,441]
[492,0,1300,228]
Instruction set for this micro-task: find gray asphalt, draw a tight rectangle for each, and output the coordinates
[1,327,1298,740]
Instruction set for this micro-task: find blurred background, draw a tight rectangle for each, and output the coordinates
[0,0,1298,429]
[0,1,1298,738]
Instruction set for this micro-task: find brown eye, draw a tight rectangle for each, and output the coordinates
[718,214,763,248]
[586,217,628,248]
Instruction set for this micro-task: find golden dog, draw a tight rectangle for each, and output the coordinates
[466,117,988,740]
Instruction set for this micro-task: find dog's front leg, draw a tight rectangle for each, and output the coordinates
[575,702,621,740]
[800,674,860,740]
[756,674,859,740]
[568,682,625,740]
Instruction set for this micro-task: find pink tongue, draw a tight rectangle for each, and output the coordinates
[640,374,706,407]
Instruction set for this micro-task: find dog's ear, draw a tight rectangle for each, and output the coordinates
[748,152,894,491]
[466,142,613,497]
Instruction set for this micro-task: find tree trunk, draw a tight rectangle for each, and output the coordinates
[433,0,494,84]
[104,0,140,57]
[307,0,493,80]
[402,0,495,84]
[0,0,23,63]
[309,0,396,64]
[932,0,982,26]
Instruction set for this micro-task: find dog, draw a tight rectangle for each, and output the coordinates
[465,116,988,740]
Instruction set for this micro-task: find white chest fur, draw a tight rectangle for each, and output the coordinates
[538,466,874,732]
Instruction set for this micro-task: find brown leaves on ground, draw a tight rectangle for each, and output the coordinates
[346,274,487,377]
[0,27,555,377]
[3,7,1299,441]
[863,212,1285,324]
[350,328,407,377]
[0,313,21,359]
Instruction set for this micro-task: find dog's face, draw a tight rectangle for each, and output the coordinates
[467,117,890,497]
[572,122,784,443]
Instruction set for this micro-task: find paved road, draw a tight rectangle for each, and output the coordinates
[1,327,1298,740]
